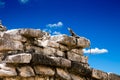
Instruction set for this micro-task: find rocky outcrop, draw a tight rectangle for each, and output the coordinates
[0,24,119,80]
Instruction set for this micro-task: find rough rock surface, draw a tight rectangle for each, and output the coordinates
[0,24,119,80]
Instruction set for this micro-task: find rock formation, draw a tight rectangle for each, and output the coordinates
[0,23,119,80]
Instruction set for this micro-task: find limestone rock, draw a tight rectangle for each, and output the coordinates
[92,69,108,80]
[69,61,92,76]
[0,63,17,77]
[108,73,120,80]
[34,65,55,76]
[17,66,35,77]
[50,35,76,48]
[56,68,71,80]
[42,47,56,56]
[55,50,65,57]
[19,29,45,38]
[31,53,71,68]
[70,74,84,80]
[3,33,27,42]
[71,49,83,56]
[0,38,23,52]
[67,51,88,63]
[77,37,90,48]
[4,53,32,63]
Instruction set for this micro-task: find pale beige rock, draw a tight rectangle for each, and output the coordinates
[4,53,32,63]
[19,29,44,38]
[56,68,71,80]
[67,51,88,63]
[55,50,65,57]
[71,49,83,56]
[0,38,23,52]
[34,65,55,76]
[92,69,108,80]
[70,74,84,80]
[5,77,21,80]
[77,37,90,48]
[108,73,120,80]
[1,30,27,42]
[35,76,49,80]
[17,66,35,77]
[50,35,76,48]
[0,63,17,77]
[59,44,69,51]
[42,47,56,56]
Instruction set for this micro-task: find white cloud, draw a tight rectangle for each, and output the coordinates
[43,29,52,33]
[52,31,61,35]
[83,48,108,54]
[18,0,29,4]
[46,22,63,28]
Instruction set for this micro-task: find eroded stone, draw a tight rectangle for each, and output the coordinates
[56,68,71,80]
[0,38,23,52]
[0,63,17,77]
[92,69,108,80]
[34,65,55,76]
[17,66,35,77]
[67,51,88,63]
[4,53,32,63]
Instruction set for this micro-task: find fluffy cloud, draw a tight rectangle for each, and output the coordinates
[83,48,108,54]
[52,31,61,35]
[46,22,63,28]
[18,0,29,4]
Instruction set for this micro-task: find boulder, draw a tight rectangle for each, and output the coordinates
[108,73,120,80]
[77,37,90,48]
[92,69,108,80]
[4,53,32,63]
[31,53,71,68]
[17,66,35,77]
[0,38,23,52]
[50,35,76,48]
[56,68,71,80]
[19,29,45,38]
[67,51,88,63]
[0,63,17,77]
[34,65,55,76]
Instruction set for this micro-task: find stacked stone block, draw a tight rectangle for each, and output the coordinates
[0,27,119,80]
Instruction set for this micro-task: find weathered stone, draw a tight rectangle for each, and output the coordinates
[56,68,71,80]
[1,30,27,42]
[92,69,108,80]
[31,53,71,68]
[50,35,76,48]
[19,29,45,38]
[4,53,32,63]
[59,44,69,51]
[77,37,90,48]
[0,63,17,77]
[17,66,35,77]
[0,38,23,52]
[42,47,56,56]
[34,65,55,76]
[5,77,21,80]
[70,74,84,80]
[55,50,65,57]
[35,40,59,48]
[69,62,92,76]
[67,51,88,63]
[35,76,49,80]
[108,73,120,80]
[71,49,83,56]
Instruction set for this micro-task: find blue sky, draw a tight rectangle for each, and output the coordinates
[0,0,120,75]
